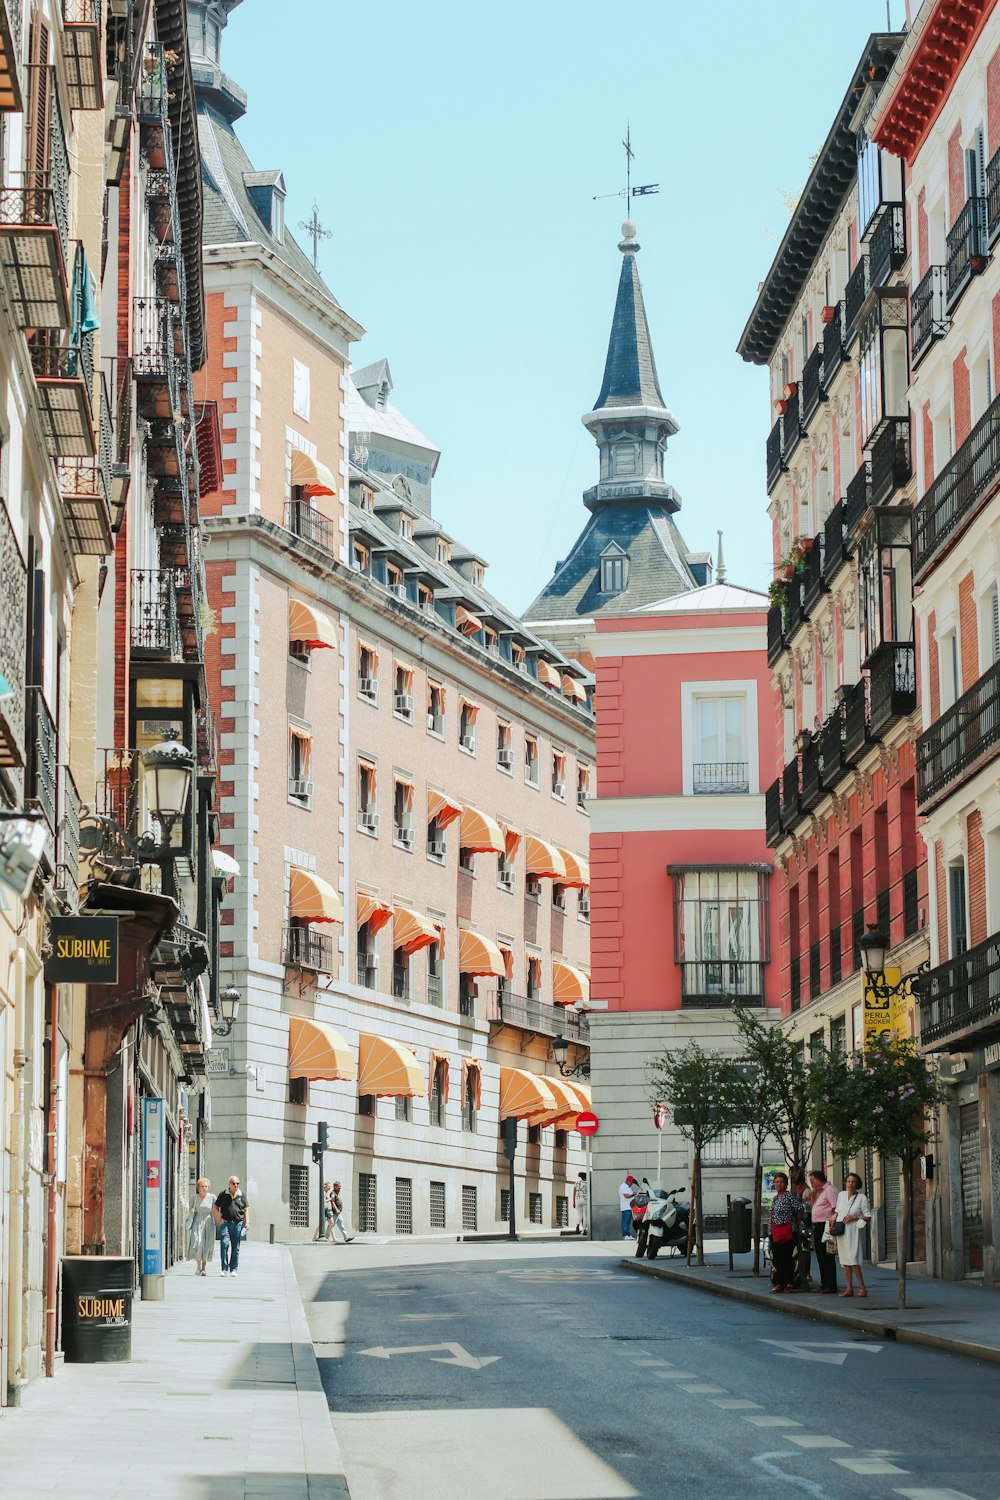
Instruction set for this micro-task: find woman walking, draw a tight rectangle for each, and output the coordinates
[833,1171,872,1297]
[187,1178,216,1277]
[808,1169,839,1294]
[573,1172,588,1235]
[768,1172,803,1293]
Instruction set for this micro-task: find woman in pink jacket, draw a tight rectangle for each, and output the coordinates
[808,1170,839,1293]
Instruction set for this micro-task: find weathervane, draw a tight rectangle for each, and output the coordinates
[298,203,332,271]
[593,125,659,206]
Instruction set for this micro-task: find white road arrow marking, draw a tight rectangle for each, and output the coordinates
[358,1341,500,1370]
[758,1338,884,1365]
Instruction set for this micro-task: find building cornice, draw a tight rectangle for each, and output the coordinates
[589,624,766,657]
[203,242,365,349]
[589,793,766,834]
[871,0,994,166]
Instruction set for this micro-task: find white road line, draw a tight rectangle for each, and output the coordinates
[835,1458,908,1476]
[710,1399,762,1410]
[894,1491,980,1500]
[653,1370,698,1379]
[783,1434,851,1450]
[679,1383,727,1394]
[743,1416,803,1429]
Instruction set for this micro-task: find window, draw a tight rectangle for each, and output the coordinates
[399,514,412,541]
[500,1188,511,1223]
[555,1195,569,1228]
[525,734,539,786]
[459,700,478,753]
[551,751,566,800]
[527,1124,540,1145]
[459,972,476,1017]
[552,882,566,912]
[497,719,512,771]
[357,921,378,988]
[429,1181,446,1229]
[395,1096,411,1122]
[358,1095,375,1117]
[463,1065,478,1132]
[289,1076,308,1106]
[357,486,374,513]
[418,581,434,612]
[483,625,498,654]
[471,562,485,587]
[512,643,526,673]
[392,946,410,1000]
[393,777,414,848]
[427,931,444,1006]
[427,816,446,861]
[497,945,513,998]
[358,759,378,831]
[358,1173,377,1231]
[985,587,1000,666]
[830,1014,847,1055]
[289,1165,310,1227]
[672,867,769,1002]
[600,547,628,594]
[949,862,968,958]
[529,1192,543,1225]
[393,662,414,719]
[526,873,541,901]
[577,764,591,812]
[288,724,312,805]
[459,845,475,875]
[498,843,515,892]
[462,1185,477,1231]
[352,540,370,575]
[386,561,405,597]
[526,955,542,1001]
[292,359,310,420]
[692,696,748,794]
[358,641,378,702]
[436,538,451,564]
[429,1058,447,1126]
[578,887,590,922]
[702,1127,753,1166]
[395,1177,413,1233]
[427,681,445,736]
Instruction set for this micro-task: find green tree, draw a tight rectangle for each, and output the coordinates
[732,1006,818,1188]
[646,1041,742,1266]
[810,1034,942,1309]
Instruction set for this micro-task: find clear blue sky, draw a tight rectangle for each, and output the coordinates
[224,1,904,611]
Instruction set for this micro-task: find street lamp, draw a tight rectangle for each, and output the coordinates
[858,926,889,976]
[212,986,241,1038]
[81,730,194,876]
[552,1034,591,1079]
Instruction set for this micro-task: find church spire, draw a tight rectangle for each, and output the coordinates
[593,220,666,411]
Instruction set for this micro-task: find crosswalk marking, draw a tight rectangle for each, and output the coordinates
[836,1458,908,1476]
[652,1370,698,1379]
[743,1415,802,1429]
[783,1434,851,1450]
[894,1491,981,1500]
[679,1383,727,1394]
[710,1399,762,1410]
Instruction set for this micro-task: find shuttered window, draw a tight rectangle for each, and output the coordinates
[27,18,51,190]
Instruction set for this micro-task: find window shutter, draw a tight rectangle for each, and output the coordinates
[27,18,50,189]
[992,590,999,665]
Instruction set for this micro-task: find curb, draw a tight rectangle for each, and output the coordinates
[280,1245,353,1498]
[620,1257,1000,1368]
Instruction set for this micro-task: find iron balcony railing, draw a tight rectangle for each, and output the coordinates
[800,345,825,426]
[285,925,335,973]
[800,736,821,807]
[822,302,847,388]
[988,142,1000,246]
[823,499,850,584]
[0,178,70,327]
[25,685,57,832]
[781,383,802,462]
[785,574,807,636]
[133,295,178,395]
[782,753,800,824]
[869,203,906,290]
[0,499,27,773]
[285,499,337,554]
[842,678,869,762]
[868,641,916,737]
[56,762,80,908]
[131,568,182,660]
[920,930,1000,1048]
[911,264,949,363]
[916,655,1000,810]
[913,391,1000,580]
[947,195,988,309]
[679,961,765,1006]
[765,777,782,847]
[136,41,169,119]
[1,0,23,109]
[692,761,749,795]
[870,414,911,506]
[845,460,871,536]
[844,256,869,343]
[819,699,850,784]
[483,984,590,1042]
[766,603,785,666]
[801,531,826,613]
[766,415,784,493]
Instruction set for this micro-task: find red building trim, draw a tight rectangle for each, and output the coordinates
[873,0,994,165]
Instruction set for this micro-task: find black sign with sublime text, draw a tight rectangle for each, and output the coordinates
[46,915,120,984]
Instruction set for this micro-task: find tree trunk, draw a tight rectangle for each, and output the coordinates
[752,1142,762,1276]
[685,1152,696,1266]
[897,1153,909,1311]
[694,1150,706,1267]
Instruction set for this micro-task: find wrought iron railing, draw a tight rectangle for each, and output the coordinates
[868,641,916,735]
[916,654,1000,809]
[25,685,57,831]
[0,500,26,772]
[133,295,177,382]
[913,391,1000,579]
[767,603,785,666]
[131,568,182,659]
[765,777,782,847]
[870,415,911,505]
[801,345,824,426]
[56,762,80,907]
[845,256,869,343]
[781,384,802,461]
[285,925,335,972]
[28,329,94,394]
[483,984,590,1042]
[823,499,849,584]
[946,195,988,308]
[822,302,847,388]
[679,961,765,1006]
[842,678,869,762]
[845,460,871,535]
[785,574,807,636]
[766,416,784,493]
[136,41,168,118]
[920,930,1000,1047]
[4,0,23,77]
[285,499,337,553]
[869,203,906,289]
[988,142,1000,245]
[692,761,749,795]
[819,700,848,783]
[911,264,949,362]
[0,177,69,291]
[782,754,800,823]
[801,531,826,612]
[57,372,112,509]
[800,736,821,808]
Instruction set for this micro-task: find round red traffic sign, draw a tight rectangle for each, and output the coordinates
[576,1110,599,1136]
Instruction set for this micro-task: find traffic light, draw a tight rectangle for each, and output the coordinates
[317,1120,329,1152]
[311,1141,323,1164]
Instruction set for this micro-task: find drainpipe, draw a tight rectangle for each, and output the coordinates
[7,946,28,1406]
[44,982,59,1376]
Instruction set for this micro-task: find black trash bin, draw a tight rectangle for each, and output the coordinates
[728,1196,752,1255]
[61,1256,133,1363]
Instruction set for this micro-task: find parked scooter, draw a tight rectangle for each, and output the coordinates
[629,1181,653,1240]
[635,1182,691,1259]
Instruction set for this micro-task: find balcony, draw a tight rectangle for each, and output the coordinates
[0,181,70,328]
[819,700,850,785]
[870,415,911,505]
[766,416,785,494]
[947,196,988,310]
[868,641,916,737]
[154,240,184,307]
[869,203,906,290]
[823,499,850,584]
[988,142,1000,247]
[842,678,869,762]
[0,0,23,110]
[782,754,800,825]
[801,531,826,613]
[28,334,95,458]
[765,778,782,847]
[801,345,825,427]
[822,302,847,389]
[767,602,786,665]
[131,568,183,661]
[55,763,80,909]
[133,297,179,419]
[57,374,113,554]
[136,41,169,121]
[785,574,808,636]
[919,930,1000,1051]
[911,265,949,364]
[800,736,821,808]
[844,256,869,344]
[692,761,749,795]
[917,655,1000,811]
[62,0,103,110]
[0,501,26,774]
[285,499,337,555]
[845,460,871,537]
[483,984,590,1043]
[781,384,802,462]
[913,392,1000,580]
[680,961,765,1007]
[285,924,335,973]
[25,685,56,834]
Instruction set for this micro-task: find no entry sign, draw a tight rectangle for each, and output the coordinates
[576,1110,599,1136]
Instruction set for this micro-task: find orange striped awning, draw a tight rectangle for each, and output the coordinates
[289,598,338,651]
[562,1079,592,1112]
[525,836,567,881]
[428,1050,451,1103]
[427,789,463,830]
[358,1034,426,1098]
[456,606,482,635]
[393,905,438,955]
[562,674,587,702]
[459,804,505,855]
[559,850,591,889]
[537,660,561,689]
[498,1067,558,1120]
[461,1057,483,1110]
[527,1075,583,1129]
[459,928,506,978]
[291,447,337,497]
[356,892,393,934]
[288,1016,357,1082]
[500,822,522,858]
[553,960,590,1008]
[288,867,343,923]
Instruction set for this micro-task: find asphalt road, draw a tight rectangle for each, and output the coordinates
[291,1241,1000,1500]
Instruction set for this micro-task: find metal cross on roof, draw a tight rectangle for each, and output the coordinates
[298,204,332,270]
[592,126,659,207]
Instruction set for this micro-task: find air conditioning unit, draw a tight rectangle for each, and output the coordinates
[579,896,591,918]
[427,714,441,733]
[553,782,566,799]
[398,827,415,847]
[499,869,516,891]
[389,582,407,599]
[289,778,313,800]
[359,678,378,698]
[359,955,378,982]
[497,747,513,768]
[460,734,476,751]
[360,811,379,832]
[394,693,414,714]
[428,840,447,859]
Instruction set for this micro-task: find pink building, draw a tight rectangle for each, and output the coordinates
[587,578,780,1237]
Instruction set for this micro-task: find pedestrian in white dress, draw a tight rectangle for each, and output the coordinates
[186,1178,216,1276]
[832,1172,871,1298]
[573,1172,588,1235]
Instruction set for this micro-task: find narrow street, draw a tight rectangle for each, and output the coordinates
[293,1242,1000,1500]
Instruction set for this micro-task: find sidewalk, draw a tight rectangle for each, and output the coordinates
[623,1246,1000,1364]
[0,1244,349,1500]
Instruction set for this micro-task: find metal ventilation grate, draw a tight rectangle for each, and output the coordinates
[358,1172,378,1233]
[499,1189,510,1224]
[429,1181,446,1229]
[395,1177,413,1235]
[461,1184,477,1232]
[289,1164,310,1228]
[529,1192,543,1225]
[556,1195,569,1228]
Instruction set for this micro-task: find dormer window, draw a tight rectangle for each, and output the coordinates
[358,487,374,513]
[399,515,412,541]
[471,562,485,587]
[244,171,287,244]
[436,539,451,564]
[600,544,629,594]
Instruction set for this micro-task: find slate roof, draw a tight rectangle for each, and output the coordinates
[524,504,697,623]
[634,581,769,614]
[593,239,665,411]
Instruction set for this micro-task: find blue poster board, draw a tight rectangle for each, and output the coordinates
[142,1098,165,1276]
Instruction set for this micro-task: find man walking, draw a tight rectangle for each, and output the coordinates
[618,1174,638,1238]
[214,1175,250,1276]
[328,1181,354,1243]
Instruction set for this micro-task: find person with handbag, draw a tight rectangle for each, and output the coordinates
[213,1176,249,1277]
[831,1171,871,1297]
[767,1171,803,1293]
[807,1169,839,1294]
